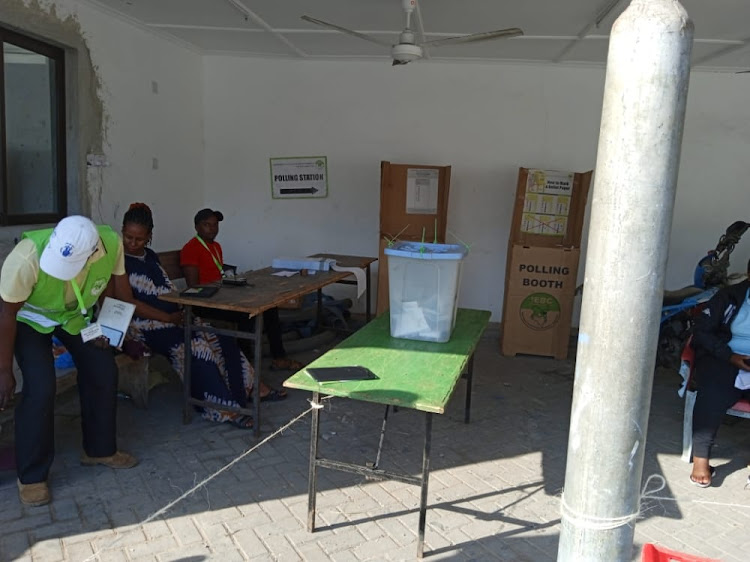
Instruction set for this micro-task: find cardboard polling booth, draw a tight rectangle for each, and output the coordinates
[377,162,452,315]
[501,168,593,359]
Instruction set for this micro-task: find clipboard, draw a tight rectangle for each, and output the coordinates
[306,366,378,383]
[180,286,219,298]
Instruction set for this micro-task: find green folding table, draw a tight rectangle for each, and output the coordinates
[283,308,491,558]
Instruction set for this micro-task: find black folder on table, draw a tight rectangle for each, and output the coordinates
[306,366,378,383]
[179,286,219,298]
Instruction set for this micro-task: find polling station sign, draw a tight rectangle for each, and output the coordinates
[270,156,328,199]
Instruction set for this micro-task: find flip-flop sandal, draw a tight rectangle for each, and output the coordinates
[260,389,288,402]
[228,415,254,429]
[689,466,716,488]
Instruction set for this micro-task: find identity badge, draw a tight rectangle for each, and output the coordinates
[80,322,104,343]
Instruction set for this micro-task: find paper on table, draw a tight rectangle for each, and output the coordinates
[96,297,136,348]
[272,270,299,277]
[330,262,366,298]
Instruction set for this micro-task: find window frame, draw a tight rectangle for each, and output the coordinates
[0,26,67,226]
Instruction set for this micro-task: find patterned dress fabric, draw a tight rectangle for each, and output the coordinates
[125,248,253,423]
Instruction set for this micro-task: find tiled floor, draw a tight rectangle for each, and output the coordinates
[1,326,750,561]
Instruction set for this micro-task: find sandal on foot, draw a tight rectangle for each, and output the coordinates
[270,358,304,371]
[260,388,288,402]
[228,415,254,429]
[690,466,716,488]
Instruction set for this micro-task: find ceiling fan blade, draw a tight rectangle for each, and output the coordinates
[421,27,523,49]
[300,15,392,47]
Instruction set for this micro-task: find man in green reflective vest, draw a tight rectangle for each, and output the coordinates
[0,216,138,507]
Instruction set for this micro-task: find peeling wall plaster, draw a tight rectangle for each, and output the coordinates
[0,0,205,262]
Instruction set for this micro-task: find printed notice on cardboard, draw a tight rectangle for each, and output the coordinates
[406,168,439,214]
[522,170,574,236]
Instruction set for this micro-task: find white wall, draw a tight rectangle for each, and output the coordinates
[83,2,205,249]
[204,57,750,322]
[0,0,204,252]
[5,2,748,322]
[202,58,602,318]
[671,74,750,284]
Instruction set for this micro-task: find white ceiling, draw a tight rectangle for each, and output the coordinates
[92,0,750,72]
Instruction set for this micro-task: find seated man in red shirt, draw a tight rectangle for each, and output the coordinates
[181,208,303,375]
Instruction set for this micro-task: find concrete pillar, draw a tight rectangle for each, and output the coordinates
[558,1,693,560]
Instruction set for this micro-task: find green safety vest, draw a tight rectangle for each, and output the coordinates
[18,225,119,335]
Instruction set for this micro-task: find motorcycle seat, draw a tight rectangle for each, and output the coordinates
[662,285,705,307]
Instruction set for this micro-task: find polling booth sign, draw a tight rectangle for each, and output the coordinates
[501,245,580,359]
[500,167,592,359]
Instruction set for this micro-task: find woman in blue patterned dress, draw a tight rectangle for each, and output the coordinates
[119,203,256,428]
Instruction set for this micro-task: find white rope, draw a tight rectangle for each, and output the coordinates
[84,397,333,562]
[561,472,750,532]
[560,494,639,531]
[641,473,750,509]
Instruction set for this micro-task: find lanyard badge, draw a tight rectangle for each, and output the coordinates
[71,279,101,342]
[70,279,89,319]
[195,236,223,274]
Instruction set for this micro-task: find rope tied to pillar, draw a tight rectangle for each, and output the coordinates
[559,474,667,531]
[560,493,639,531]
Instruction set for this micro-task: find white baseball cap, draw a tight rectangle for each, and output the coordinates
[39,216,100,281]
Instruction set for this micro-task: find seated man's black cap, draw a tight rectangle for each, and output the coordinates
[194,208,224,225]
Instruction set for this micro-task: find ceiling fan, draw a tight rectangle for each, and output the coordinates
[301,0,523,66]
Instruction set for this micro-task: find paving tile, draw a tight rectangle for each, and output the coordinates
[295,540,332,562]
[195,506,244,526]
[166,516,204,547]
[0,531,30,561]
[317,528,367,554]
[156,544,212,561]
[351,536,400,560]
[29,539,64,562]
[327,550,362,562]
[4,338,750,561]
[30,520,85,542]
[254,516,307,538]
[0,499,24,523]
[50,498,79,522]
[93,527,147,550]
[4,512,53,534]
[284,528,335,549]
[230,527,269,558]
[60,529,117,547]
[259,535,302,561]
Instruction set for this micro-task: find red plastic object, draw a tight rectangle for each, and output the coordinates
[641,543,720,562]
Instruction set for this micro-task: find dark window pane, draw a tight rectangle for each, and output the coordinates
[3,42,58,215]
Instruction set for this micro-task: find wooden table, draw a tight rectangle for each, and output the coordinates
[309,254,378,322]
[160,262,372,437]
[283,308,491,558]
